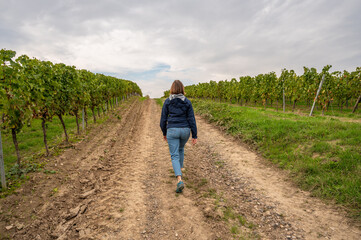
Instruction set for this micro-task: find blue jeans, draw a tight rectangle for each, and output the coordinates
[166,128,190,177]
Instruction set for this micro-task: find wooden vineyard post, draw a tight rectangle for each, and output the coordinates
[82,108,85,131]
[283,80,286,112]
[0,131,6,189]
[352,93,361,113]
[309,75,325,116]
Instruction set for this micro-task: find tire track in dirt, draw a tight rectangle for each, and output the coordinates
[51,99,144,239]
[59,97,149,239]
[3,98,144,239]
[140,100,217,240]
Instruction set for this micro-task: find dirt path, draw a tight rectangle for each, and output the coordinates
[0,98,360,240]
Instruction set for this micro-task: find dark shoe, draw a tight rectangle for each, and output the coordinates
[176,181,184,193]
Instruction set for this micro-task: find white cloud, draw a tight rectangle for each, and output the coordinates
[1,0,360,97]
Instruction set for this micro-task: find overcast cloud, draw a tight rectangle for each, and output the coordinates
[1,0,360,97]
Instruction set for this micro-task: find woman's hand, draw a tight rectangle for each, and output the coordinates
[163,135,167,142]
[192,138,197,145]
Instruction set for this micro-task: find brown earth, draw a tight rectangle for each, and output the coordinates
[0,98,360,240]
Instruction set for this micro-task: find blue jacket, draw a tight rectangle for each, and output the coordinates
[160,96,197,139]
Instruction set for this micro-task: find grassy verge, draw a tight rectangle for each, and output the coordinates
[226,100,361,119]
[192,99,361,218]
[154,98,164,107]
[0,99,133,194]
[139,96,150,101]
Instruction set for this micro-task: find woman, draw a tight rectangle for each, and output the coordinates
[160,80,198,193]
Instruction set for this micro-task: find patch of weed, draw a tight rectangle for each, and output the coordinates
[154,98,165,106]
[223,207,236,222]
[231,225,239,234]
[215,160,224,168]
[237,215,247,226]
[43,169,57,174]
[51,187,58,196]
[198,178,208,187]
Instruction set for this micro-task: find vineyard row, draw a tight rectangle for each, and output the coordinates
[0,49,142,167]
[165,65,361,114]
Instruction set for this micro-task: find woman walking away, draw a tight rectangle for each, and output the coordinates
[160,80,198,193]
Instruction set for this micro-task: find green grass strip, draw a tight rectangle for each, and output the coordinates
[192,99,361,218]
[154,98,164,106]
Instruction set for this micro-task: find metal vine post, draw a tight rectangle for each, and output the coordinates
[309,75,325,116]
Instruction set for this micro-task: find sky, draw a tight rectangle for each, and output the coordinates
[1,0,360,97]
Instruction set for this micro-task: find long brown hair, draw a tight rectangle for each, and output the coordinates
[170,80,185,95]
